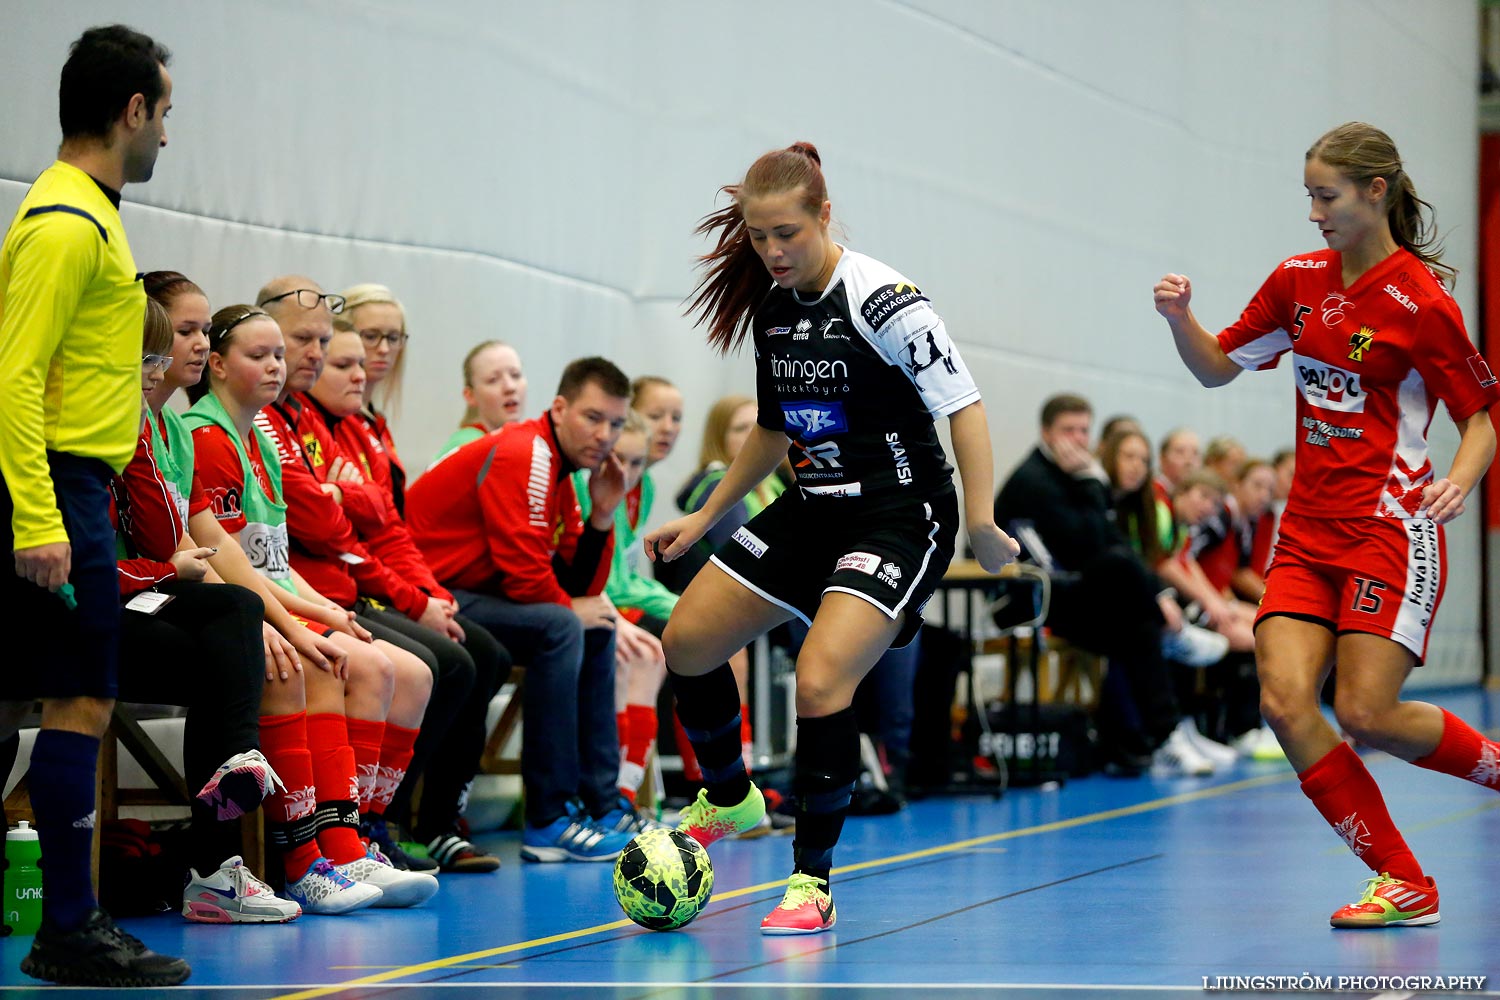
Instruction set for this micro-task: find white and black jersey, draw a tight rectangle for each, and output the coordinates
[752,247,980,511]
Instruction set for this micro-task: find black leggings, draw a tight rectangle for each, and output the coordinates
[117,580,265,872]
[354,604,509,837]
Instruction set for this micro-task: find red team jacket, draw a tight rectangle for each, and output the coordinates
[406,413,612,606]
[110,428,189,595]
[353,406,408,516]
[249,395,432,617]
[325,400,454,605]
[1218,248,1500,520]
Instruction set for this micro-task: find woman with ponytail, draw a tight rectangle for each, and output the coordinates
[644,142,1018,934]
[1154,122,1500,929]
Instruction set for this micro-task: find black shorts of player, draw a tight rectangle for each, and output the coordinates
[709,487,958,649]
[0,452,122,700]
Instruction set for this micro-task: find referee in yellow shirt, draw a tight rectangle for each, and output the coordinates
[0,25,190,988]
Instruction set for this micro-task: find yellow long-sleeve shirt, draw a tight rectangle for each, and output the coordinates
[0,161,144,549]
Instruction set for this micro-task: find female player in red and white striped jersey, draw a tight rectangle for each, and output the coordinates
[1154,121,1500,929]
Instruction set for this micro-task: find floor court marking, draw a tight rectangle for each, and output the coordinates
[268,772,1296,1000]
[75,983,1500,993]
[378,854,983,996]
[625,855,1163,1000]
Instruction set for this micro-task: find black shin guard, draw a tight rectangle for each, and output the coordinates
[792,707,861,884]
[668,661,749,806]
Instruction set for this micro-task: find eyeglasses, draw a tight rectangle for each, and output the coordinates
[359,330,408,349]
[257,288,346,314]
[141,354,173,374]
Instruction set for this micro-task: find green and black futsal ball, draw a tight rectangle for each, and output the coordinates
[612,828,714,930]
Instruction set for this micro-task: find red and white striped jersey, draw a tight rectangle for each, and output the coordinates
[1217,248,1499,519]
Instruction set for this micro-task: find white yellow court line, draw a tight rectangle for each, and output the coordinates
[268,771,1298,1000]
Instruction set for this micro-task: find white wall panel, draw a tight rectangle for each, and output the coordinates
[0,0,1482,682]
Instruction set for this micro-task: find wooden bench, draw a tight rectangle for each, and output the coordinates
[3,706,264,887]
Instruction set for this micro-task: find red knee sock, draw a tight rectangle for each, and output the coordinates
[305,713,366,865]
[373,723,418,816]
[673,707,702,783]
[345,717,386,815]
[741,702,754,774]
[618,704,657,802]
[1412,709,1500,790]
[1299,742,1423,882]
[258,711,322,881]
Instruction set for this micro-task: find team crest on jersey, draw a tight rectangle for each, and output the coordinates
[1346,325,1376,363]
[302,433,324,467]
[781,400,848,441]
[1321,292,1351,327]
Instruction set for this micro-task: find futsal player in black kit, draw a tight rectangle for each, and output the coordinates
[645,142,1018,934]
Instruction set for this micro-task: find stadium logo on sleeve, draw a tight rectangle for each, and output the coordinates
[861,283,928,331]
[1468,354,1498,388]
[781,400,848,441]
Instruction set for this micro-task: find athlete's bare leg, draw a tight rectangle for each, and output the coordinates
[1331,633,1442,760]
[1256,615,1338,772]
[663,562,792,676]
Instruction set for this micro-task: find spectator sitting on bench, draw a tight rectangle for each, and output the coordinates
[995,395,1221,776]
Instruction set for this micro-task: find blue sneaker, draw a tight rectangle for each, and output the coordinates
[597,795,670,837]
[521,802,632,862]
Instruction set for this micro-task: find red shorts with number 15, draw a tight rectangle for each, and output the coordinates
[1257,510,1446,662]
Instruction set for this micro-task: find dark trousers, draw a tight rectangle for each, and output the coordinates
[354,604,507,836]
[1047,549,1178,750]
[453,590,617,826]
[117,579,265,870]
[0,454,121,699]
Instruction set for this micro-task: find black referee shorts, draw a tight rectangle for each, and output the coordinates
[710,488,957,649]
[0,452,122,700]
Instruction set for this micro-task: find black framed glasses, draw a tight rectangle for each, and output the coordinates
[358,329,408,349]
[257,288,346,314]
[141,353,173,374]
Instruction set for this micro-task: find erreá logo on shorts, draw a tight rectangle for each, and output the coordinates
[1294,355,1365,413]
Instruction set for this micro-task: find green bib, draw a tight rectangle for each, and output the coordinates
[150,407,195,526]
[182,393,295,593]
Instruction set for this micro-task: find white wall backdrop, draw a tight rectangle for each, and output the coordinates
[1,1,1483,684]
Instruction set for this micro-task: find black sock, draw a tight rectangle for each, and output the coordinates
[28,729,101,931]
[668,662,749,806]
[792,707,860,886]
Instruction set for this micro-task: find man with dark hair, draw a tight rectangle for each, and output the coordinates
[0,24,190,987]
[994,394,1219,776]
[407,357,636,862]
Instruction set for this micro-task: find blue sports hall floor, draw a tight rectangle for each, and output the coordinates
[3,686,1496,999]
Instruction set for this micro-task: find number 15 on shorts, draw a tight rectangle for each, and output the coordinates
[1351,577,1387,614]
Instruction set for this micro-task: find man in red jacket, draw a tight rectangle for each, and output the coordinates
[407,357,633,862]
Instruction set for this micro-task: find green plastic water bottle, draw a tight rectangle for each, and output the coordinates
[4,821,43,936]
